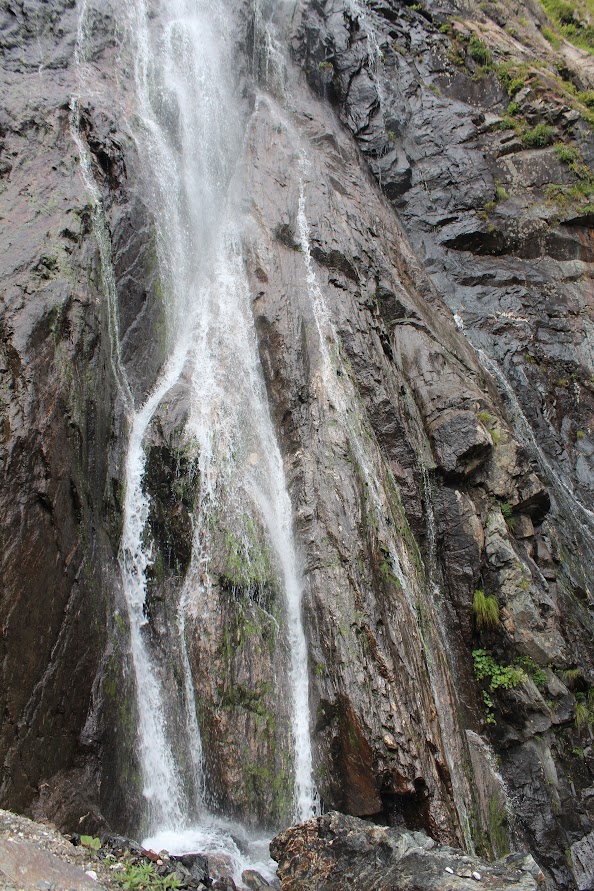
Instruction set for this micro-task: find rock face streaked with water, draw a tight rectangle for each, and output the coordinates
[1,0,594,890]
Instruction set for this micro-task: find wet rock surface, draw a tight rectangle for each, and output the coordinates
[0,0,593,889]
[270,811,543,891]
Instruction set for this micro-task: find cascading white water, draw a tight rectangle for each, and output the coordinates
[126,0,318,834]
[179,229,319,824]
[73,0,318,876]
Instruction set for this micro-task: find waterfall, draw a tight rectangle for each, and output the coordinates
[73,0,317,877]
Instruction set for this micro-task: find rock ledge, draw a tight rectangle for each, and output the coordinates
[270,812,543,891]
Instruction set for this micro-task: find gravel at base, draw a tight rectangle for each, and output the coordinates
[0,809,121,890]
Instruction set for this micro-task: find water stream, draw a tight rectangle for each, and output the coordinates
[73,0,317,881]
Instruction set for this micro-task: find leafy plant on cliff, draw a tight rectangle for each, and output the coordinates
[522,123,555,147]
[121,863,182,890]
[80,835,101,851]
[468,36,493,66]
[517,655,548,688]
[473,589,500,630]
[499,501,516,531]
[473,649,527,723]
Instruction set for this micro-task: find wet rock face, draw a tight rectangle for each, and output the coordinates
[270,811,543,891]
[1,0,594,887]
[0,0,164,835]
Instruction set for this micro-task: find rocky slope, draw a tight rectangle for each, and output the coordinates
[1,0,594,890]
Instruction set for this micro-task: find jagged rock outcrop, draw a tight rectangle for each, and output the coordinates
[0,0,593,889]
[270,811,543,891]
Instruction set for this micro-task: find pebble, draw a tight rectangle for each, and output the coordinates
[445,867,454,874]
[473,871,482,880]
[85,870,98,881]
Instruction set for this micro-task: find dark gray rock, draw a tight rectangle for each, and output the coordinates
[270,812,543,891]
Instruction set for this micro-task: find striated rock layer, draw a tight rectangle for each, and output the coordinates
[0,0,593,889]
[270,811,543,891]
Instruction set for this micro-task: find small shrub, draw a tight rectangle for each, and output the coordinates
[577,89,594,107]
[496,183,509,200]
[473,589,500,630]
[522,123,555,147]
[508,77,525,96]
[555,142,580,164]
[499,501,513,520]
[574,689,594,730]
[469,35,493,66]
[507,100,521,116]
[484,200,497,212]
[517,655,548,688]
[575,699,590,729]
[473,649,527,690]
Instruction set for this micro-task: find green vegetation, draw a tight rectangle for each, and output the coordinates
[469,36,493,66]
[575,689,594,729]
[499,501,516,530]
[473,649,527,689]
[473,649,527,723]
[121,863,181,891]
[80,836,101,851]
[495,60,533,96]
[473,589,500,630]
[489,795,510,857]
[477,409,502,443]
[522,123,555,147]
[543,26,563,48]
[218,521,276,603]
[561,666,583,687]
[517,656,548,688]
[555,142,581,164]
[537,0,594,54]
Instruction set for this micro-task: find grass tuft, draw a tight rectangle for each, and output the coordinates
[473,589,500,630]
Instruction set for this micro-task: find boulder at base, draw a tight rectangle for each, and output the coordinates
[270,812,544,891]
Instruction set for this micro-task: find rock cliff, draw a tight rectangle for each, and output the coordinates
[1,0,594,889]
